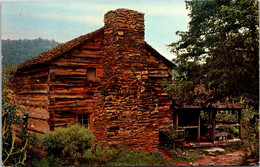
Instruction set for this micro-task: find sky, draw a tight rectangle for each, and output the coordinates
[1,0,190,61]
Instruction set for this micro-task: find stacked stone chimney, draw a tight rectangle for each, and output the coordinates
[94,9,168,151]
[103,8,146,74]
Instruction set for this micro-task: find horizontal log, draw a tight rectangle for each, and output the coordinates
[80,41,102,49]
[48,117,76,125]
[11,78,48,85]
[28,107,49,119]
[49,94,93,99]
[17,67,49,75]
[51,87,94,94]
[49,106,93,112]
[14,71,49,80]
[49,81,100,87]
[71,49,103,54]
[28,117,50,133]
[17,101,48,108]
[17,91,48,95]
[15,83,48,93]
[16,96,48,104]
[51,98,93,105]
[58,56,103,63]
[52,68,86,75]
[51,61,102,67]
[27,129,45,135]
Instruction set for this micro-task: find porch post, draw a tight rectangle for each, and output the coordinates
[238,109,242,140]
[197,110,200,142]
[175,110,179,129]
[211,110,216,141]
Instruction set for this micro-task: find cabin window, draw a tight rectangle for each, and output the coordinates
[77,114,89,127]
[87,67,96,81]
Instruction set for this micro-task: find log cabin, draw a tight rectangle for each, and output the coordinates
[11,8,175,151]
[11,8,244,150]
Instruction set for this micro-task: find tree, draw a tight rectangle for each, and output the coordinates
[2,38,59,67]
[2,64,16,89]
[2,89,29,166]
[168,0,259,108]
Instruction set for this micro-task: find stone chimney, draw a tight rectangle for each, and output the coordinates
[95,9,153,150]
[103,8,146,71]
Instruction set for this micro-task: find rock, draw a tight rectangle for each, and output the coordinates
[247,159,255,163]
[227,153,244,156]
[249,163,257,166]
[205,147,225,153]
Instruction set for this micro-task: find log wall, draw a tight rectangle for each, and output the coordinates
[11,65,50,134]
[48,34,104,130]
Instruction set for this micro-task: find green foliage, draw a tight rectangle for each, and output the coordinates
[2,64,17,89]
[2,89,30,166]
[30,155,61,167]
[106,149,167,166]
[167,0,259,107]
[83,142,116,165]
[216,110,238,122]
[241,106,259,161]
[41,124,95,165]
[2,38,59,66]
[170,149,201,163]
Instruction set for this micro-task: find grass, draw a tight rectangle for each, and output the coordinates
[170,148,202,163]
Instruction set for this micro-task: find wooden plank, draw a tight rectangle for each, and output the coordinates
[52,61,102,67]
[179,126,199,129]
[49,106,93,113]
[211,110,216,141]
[70,49,103,55]
[11,78,48,85]
[216,124,240,128]
[52,68,86,75]
[27,117,50,134]
[238,110,242,139]
[80,42,102,49]
[17,67,49,76]
[49,94,93,99]
[16,96,48,104]
[15,83,48,94]
[175,111,178,129]
[28,107,49,119]
[14,71,49,79]
[197,111,200,142]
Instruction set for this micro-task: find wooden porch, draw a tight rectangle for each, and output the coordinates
[173,108,243,147]
[183,138,242,148]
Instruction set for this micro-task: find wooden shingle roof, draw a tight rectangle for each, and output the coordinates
[17,27,105,70]
[17,26,175,70]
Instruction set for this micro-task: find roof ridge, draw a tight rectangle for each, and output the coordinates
[144,41,175,68]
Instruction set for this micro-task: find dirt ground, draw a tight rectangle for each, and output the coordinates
[190,149,244,166]
[161,148,245,166]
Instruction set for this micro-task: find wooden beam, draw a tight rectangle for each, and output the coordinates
[238,110,242,140]
[197,111,200,142]
[175,110,178,129]
[211,110,216,141]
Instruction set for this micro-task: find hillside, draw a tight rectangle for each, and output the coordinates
[2,38,60,66]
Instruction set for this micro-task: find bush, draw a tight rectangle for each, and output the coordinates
[83,142,115,165]
[241,106,259,163]
[41,124,95,165]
